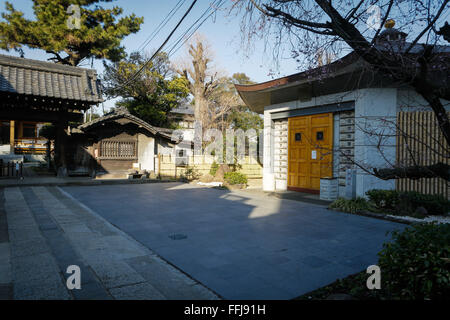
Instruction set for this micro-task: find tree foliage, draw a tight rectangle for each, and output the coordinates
[0,0,143,66]
[226,73,263,132]
[103,51,189,127]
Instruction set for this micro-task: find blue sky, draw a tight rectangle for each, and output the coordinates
[0,0,300,111]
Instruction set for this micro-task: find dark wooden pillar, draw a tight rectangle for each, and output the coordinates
[55,112,68,177]
[9,120,15,153]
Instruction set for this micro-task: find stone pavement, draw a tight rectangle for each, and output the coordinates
[0,189,12,299]
[64,183,405,300]
[0,186,219,300]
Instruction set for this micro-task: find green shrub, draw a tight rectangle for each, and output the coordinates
[403,191,450,216]
[181,166,199,181]
[224,172,248,185]
[378,223,450,300]
[366,189,398,210]
[366,189,450,216]
[209,161,219,176]
[329,197,370,214]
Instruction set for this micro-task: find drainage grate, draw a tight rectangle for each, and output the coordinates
[168,233,188,240]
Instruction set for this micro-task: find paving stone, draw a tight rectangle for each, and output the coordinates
[12,252,61,283]
[70,235,109,254]
[101,235,148,260]
[0,284,12,300]
[301,255,332,268]
[109,282,166,300]
[0,241,10,260]
[71,281,112,300]
[86,221,118,237]
[0,214,9,243]
[14,277,71,300]
[6,217,38,230]
[0,264,12,284]
[88,260,146,290]
[7,227,43,243]
[10,238,50,258]
[125,255,203,299]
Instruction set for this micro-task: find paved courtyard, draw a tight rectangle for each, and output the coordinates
[0,185,218,300]
[61,183,404,300]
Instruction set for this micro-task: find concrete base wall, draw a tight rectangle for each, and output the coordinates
[159,155,263,179]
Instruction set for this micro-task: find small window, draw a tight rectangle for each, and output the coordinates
[295,133,302,141]
[316,131,324,141]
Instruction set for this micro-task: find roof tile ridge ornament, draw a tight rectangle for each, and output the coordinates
[114,106,131,114]
[376,19,408,44]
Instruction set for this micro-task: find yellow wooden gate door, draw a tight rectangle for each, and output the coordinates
[288,113,333,192]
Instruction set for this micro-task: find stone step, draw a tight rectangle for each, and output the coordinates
[95,172,128,180]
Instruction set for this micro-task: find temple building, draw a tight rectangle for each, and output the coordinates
[0,53,103,172]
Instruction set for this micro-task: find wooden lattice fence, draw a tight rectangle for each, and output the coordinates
[396,111,449,198]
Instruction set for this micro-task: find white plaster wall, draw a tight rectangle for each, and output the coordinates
[397,88,450,112]
[263,110,275,191]
[179,128,195,142]
[354,88,397,197]
[0,144,12,155]
[138,134,155,172]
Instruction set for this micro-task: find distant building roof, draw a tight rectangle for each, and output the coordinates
[171,101,194,115]
[78,108,178,142]
[0,54,102,104]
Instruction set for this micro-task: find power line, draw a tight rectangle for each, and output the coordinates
[167,0,225,58]
[116,0,199,90]
[166,0,218,53]
[136,0,186,53]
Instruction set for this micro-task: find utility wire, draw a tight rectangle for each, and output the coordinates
[136,0,186,53]
[116,0,198,90]
[166,0,217,53]
[167,0,225,58]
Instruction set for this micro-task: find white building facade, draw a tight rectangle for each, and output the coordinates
[236,52,449,199]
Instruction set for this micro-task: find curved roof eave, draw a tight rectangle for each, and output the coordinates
[78,111,178,142]
[235,52,363,113]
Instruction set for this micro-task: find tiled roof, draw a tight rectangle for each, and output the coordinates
[78,108,178,142]
[171,101,194,115]
[0,54,102,103]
